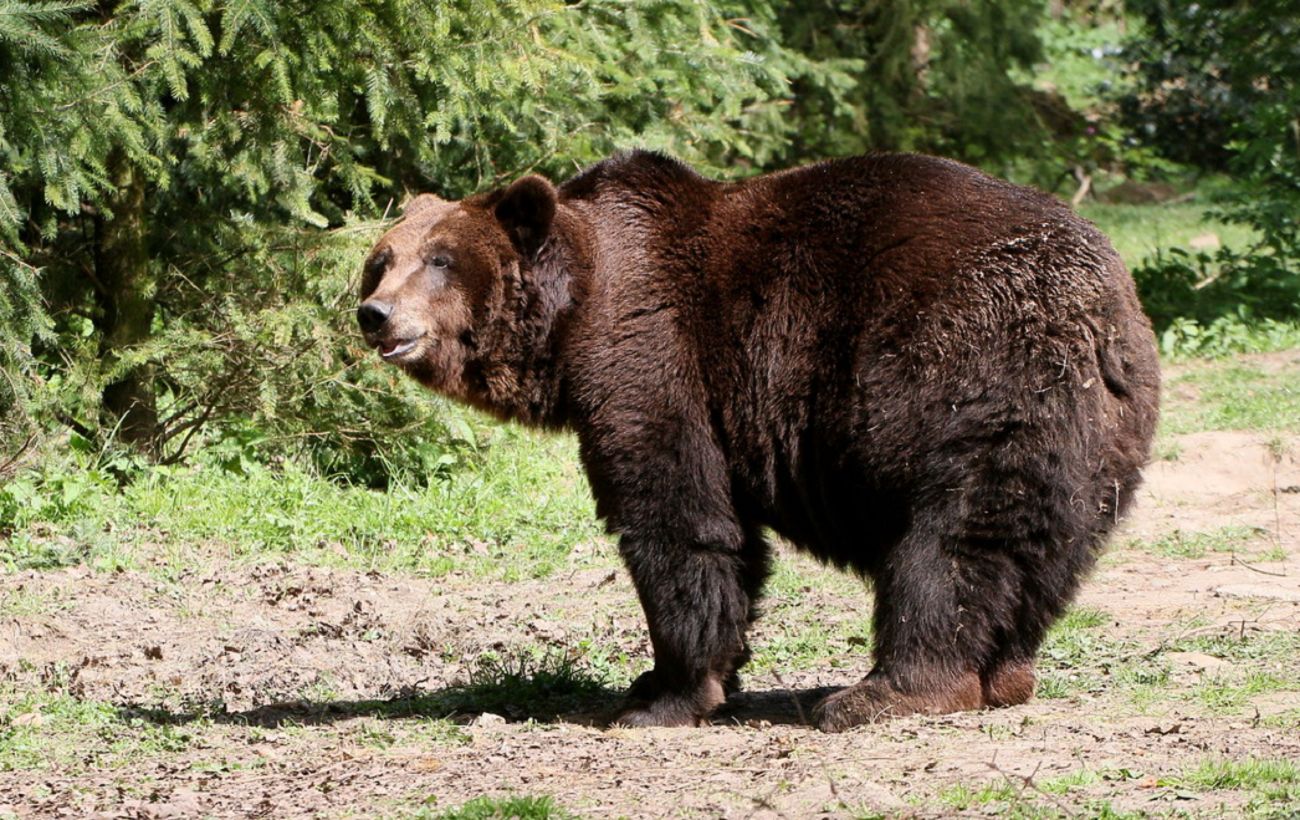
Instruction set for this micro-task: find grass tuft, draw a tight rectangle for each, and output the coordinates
[1172,757,1300,808]
[334,651,618,725]
[414,795,573,820]
[1134,526,1265,559]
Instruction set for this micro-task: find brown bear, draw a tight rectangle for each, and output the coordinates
[357,151,1159,731]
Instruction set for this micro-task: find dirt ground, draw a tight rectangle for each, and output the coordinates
[2,369,1299,817]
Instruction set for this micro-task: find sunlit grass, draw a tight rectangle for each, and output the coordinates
[1160,361,1300,435]
[1078,198,1257,273]
[2,422,608,580]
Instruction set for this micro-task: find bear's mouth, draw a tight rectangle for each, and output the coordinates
[377,335,425,360]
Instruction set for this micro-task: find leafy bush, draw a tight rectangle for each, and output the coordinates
[1024,11,1182,188]
[1122,0,1299,348]
[0,436,122,542]
[1,0,851,480]
[1135,246,1300,328]
[1155,316,1300,360]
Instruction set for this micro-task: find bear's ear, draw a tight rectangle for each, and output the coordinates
[494,175,557,259]
[401,193,447,220]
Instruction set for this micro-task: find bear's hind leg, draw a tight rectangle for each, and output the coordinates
[977,540,1095,709]
[813,513,1046,732]
[981,657,1037,707]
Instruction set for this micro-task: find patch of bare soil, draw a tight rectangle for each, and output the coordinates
[1,427,1298,818]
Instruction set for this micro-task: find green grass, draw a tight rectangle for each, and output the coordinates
[930,776,1146,820]
[1133,526,1266,559]
[1161,361,1300,436]
[420,651,615,721]
[925,760,1298,820]
[1152,438,1183,461]
[1034,768,1148,796]
[412,795,574,820]
[749,619,873,673]
[1257,708,1300,730]
[1154,628,1300,716]
[1,424,607,579]
[749,617,872,673]
[1167,758,1300,813]
[1255,545,1288,563]
[1036,606,1125,700]
[749,554,874,673]
[1164,628,1300,666]
[1079,199,1257,273]
[1179,757,1300,791]
[0,686,204,773]
[1034,606,1213,708]
[1194,671,1288,713]
[937,781,1020,811]
[0,586,59,618]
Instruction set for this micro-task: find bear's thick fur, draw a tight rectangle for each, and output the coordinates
[358,151,1160,731]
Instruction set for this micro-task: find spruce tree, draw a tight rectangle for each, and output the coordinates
[0,0,844,464]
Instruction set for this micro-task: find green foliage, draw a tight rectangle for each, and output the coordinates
[1134,243,1300,338]
[1025,10,1182,187]
[0,251,49,456]
[3,0,1300,487]
[0,683,201,773]
[777,0,1053,176]
[0,456,114,533]
[0,0,83,458]
[420,795,573,820]
[0,0,850,476]
[1121,0,1298,173]
[1156,315,1300,360]
[1,423,602,578]
[1122,0,1300,342]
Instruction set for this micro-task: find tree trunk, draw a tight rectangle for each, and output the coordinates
[95,157,159,454]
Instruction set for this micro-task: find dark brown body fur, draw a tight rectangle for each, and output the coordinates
[358,151,1160,731]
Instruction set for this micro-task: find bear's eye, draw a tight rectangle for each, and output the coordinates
[430,255,450,269]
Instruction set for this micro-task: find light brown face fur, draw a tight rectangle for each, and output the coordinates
[358,193,518,400]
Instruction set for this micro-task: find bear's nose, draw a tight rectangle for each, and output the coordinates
[356,300,394,334]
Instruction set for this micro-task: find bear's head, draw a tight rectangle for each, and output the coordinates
[357,175,559,405]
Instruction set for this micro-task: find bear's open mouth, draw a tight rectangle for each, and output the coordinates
[378,336,423,360]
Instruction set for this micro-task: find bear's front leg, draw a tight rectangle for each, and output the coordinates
[573,360,762,727]
[612,537,754,727]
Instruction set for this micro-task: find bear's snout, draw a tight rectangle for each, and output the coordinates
[356,299,393,334]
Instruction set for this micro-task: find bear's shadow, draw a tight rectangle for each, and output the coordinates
[119,683,839,730]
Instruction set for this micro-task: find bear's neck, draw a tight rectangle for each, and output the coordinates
[468,217,589,428]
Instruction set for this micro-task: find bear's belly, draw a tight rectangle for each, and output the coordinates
[731,423,913,576]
